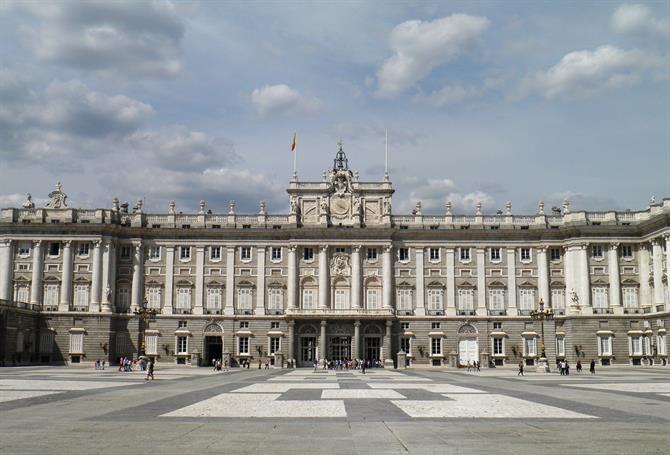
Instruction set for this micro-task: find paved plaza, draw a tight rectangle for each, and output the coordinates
[0,366,668,454]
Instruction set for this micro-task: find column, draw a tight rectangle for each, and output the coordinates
[163,245,174,315]
[89,240,102,312]
[537,246,550,306]
[652,239,664,304]
[639,244,652,308]
[107,240,117,312]
[59,240,73,312]
[319,320,327,360]
[30,240,44,307]
[415,246,425,315]
[130,241,143,312]
[608,242,621,311]
[318,245,329,309]
[287,245,297,309]
[287,320,295,364]
[0,240,13,302]
[445,247,455,315]
[225,247,235,315]
[351,246,362,309]
[507,248,517,315]
[353,320,361,360]
[666,236,670,300]
[382,246,393,309]
[476,248,486,315]
[100,240,112,313]
[194,246,205,315]
[577,244,591,311]
[383,320,392,364]
[255,246,266,315]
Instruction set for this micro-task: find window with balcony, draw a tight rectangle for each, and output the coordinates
[302,288,315,309]
[146,287,161,309]
[73,284,89,309]
[592,286,608,309]
[334,289,349,310]
[427,288,443,312]
[551,288,565,312]
[518,288,536,311]
[237,288,252,312]
[488,288,505,311]
[117,287,129,311]
[176,287,192,312]
[366,288,380,309]
[457,288,474,312]
[622,287,638,308]
[268,288,283,311]
[206,287,222,311]
[15,286,29,303]
[397,288,413,311]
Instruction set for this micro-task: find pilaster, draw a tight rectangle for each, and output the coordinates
[194,246,205,315]
[382,245,393,310]
[318,245,329,309]
[89,240,102,312]
[30,240,44,307]
[506,248,517,315]
[415,246,425,315]
[608,242,622,313]
[163,245,174,315]
[287,245,297,309]
[59,240,73,312]
[255,246,266,315]
[225,246,235,315]
[0,239,13,302]
[130,240,143,312]
[639,243,652,308]
[537,246,550,306]
[476,248,486,316]
[652,239,665,304]
[351,245,362,309]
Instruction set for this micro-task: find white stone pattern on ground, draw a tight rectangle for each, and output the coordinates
[367,383,485,393]
[392,394,597,418]
[321,389,406,399]
[562,383,670,393]
[231,383,340,393]
[161,393,347,418]
[0,390,60,403]
[0,380,139,390]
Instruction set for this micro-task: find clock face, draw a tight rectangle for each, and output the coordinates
[332,197,349,216]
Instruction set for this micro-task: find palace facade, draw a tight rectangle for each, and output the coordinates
[1,145,669,369]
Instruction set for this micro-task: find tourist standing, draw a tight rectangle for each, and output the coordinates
[576,360,582,373]
[145,359,154,381]
[518,361,524,376]
[589,359,596,374]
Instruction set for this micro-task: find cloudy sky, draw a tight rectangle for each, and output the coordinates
[0,1,668,214]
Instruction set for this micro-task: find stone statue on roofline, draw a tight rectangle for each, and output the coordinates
[45,182,67,208]
[22,193,35,209]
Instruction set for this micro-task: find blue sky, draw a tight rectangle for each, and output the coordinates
[0,1,668,214]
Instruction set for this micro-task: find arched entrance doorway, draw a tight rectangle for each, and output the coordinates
[457,323,479,366]
[202,322,223,366]
[298,324,318,367]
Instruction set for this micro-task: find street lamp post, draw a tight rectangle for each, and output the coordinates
[133,299,158,358]
[530,298,554,373]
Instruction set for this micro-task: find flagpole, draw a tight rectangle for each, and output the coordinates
[384,128,389,181]
[292,132,297,181]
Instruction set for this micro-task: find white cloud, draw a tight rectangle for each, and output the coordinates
[519,45,666,99]
[251,84,321,117]
[397,178,495,213]
[375,14,490,97]
[415,84,484,106]
[611,3,670,38]
[14,0,185,78]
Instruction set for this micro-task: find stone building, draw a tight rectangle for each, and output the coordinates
[1,145,669,369]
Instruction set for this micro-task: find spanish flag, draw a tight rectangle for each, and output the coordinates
[291,132,296,152]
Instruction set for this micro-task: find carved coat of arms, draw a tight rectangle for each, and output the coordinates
[330,255,350,276]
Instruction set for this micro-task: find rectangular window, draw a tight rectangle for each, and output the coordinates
[302,289,315,309]
[303,247,314,261]
[621,245,633,258]
[177,336,188,354]
[429,248,440,261]
[268,288,283,310]
[524,337,537,356]
[431,338,442,356]
[335,247,346,253]
[40,332,54,354]
[239,321,249,329]
[490,248,501,261]
[622,287,638,308]
[270,337,280,354]
[145,335,158,356]
[550,248,561,261]
[600,336,612,356]
[400,337,411,354]
[427,288,443,311]
[18,242,31,256]
[240,247,251,261]
[146,287,161,309]
[551,288,565,310]
[520,248,531,261]
[460,248,470,261]
[398,248,409,262]
[431,322,441,329]
[592,287,608,309]
[556,337,565,356]
[180,246,191,260]
[238,337,249,355]
[400,322,410,330]
[176,287,191,310]
[591,245,603,258]
[657,334,667,356]
[210,246,221,260]
[69,333,84,354]
[271,247,282,261]
[77,243,90,256]
[271,321,280,329]
[206,287,221,310]
[366,288,380,309]
[238,288,252,311]
[366,248,378,261]
[16,286,30,303]
[631,336,642,355]
[148,246,161,260]
[488,288,505,310]
[120,245,131,259]
[73,285,90,309]
[334,289,349,310]
[397,288,412,311]
[117,287,130,310]
[49,242,60,256]
[493,321,502,330]
[457,288,474,311]
[518,289,536,311]
[178,320,188,328]
[493,338,504,355]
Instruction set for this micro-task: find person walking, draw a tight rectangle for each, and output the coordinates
[576,360,582,373]
[145,359,154,382]
[518,361,524,376]
[589,359,596,374]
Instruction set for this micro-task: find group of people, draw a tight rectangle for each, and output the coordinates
[312,358,381,373]
[211,358,229,372]
[94,359,106,370]
[117,356,134,372]
[465,360,481,372]
[516,358,597,376]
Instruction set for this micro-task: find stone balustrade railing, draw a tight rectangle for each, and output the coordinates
[1,198,668,229]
